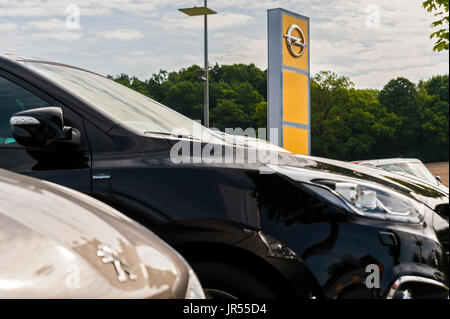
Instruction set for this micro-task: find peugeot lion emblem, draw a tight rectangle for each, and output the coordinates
[97,244,138,282]
[284,24,307,58]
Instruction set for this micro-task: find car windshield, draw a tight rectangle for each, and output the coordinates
[379,162,438,186]
[21,61,221,142]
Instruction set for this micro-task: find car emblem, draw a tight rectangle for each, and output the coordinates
[97,244,138,282]
[283,24,308,58]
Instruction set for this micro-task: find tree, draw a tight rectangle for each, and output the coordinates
[310,71,354,159]
[343,89,401,160]
[252,101,267,131]
[423,0,449,51]
[211,99,246,131]
[310,72,402,161]
[378,77,423,158]
[418,75,449,161]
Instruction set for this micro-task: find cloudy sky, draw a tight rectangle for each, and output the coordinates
[0,0,448,88]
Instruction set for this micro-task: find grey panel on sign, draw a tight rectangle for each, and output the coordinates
[267,9,282,146]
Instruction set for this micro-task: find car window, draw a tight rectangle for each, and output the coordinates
[21,62,223,144]
[0,76,50,144]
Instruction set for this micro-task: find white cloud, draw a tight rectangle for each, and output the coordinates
[210,37,267,67]
[11,18,83,42]
[30,31,83,41]
[24,18,71,31]
[0,0,162,18]
[0,23,17,31]
[302,0,450,87]
[1,0,448,88]
[159,12,254,32]
[116,52,171,67]
[206,0,282,10]
[97,28,145,41]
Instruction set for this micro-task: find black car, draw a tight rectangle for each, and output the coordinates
[0,54,448,299]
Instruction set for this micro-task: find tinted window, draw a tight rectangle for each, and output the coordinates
[21,62,223,144]
[0,76,49,144]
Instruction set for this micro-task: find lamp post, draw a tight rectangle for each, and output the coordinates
[179,1,217,128]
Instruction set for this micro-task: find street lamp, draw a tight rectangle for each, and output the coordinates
[179,1,217,128]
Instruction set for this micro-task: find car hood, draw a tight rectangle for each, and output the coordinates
[0,169,189,298]
[120,127,450,215]
[165,135,449,211]
[385,170,449,196]
[185,132,448,207]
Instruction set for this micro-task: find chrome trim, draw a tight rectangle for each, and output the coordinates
[283,24,308,57]
[204,289,238,299]
[92,174,111,180]
[386,275,449,299]
[10,116,40,125]
[97,244,137,282]
[258,232,297,259]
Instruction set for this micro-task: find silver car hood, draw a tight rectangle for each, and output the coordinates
[0,169,189,298]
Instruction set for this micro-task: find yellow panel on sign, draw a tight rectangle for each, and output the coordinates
[282,14,309,71]
[283,126,309,155]
[282,70,308,125]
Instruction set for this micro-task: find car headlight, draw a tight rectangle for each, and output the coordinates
[307,181,425,223]
[185,268,206,299]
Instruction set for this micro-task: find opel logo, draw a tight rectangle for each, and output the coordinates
[97,244,138,282]
[284,24,307,58]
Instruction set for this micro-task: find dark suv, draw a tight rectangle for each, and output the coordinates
[0,54,448,299]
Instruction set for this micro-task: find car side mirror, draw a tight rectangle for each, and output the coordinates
[10,107,80,148]
[436,176,442,184]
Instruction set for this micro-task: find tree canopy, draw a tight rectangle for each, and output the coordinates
[423,0,449,51]
[109,64,449,163]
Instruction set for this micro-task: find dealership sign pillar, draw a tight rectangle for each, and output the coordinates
[267,8,310,155]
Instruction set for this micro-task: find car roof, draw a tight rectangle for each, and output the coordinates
[0,53,105,78]
[352,158,423,166]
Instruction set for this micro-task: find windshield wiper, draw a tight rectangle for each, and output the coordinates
[143,131,200,140]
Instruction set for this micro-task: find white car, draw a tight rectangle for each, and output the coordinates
[352,158,449,195]
[0,169,205,298]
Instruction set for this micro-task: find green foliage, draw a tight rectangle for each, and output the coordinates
[417,75,449,161]
[252,101,267,131]
[423,0,449,51]
[310,72,404,161]
[110,65,449,163]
